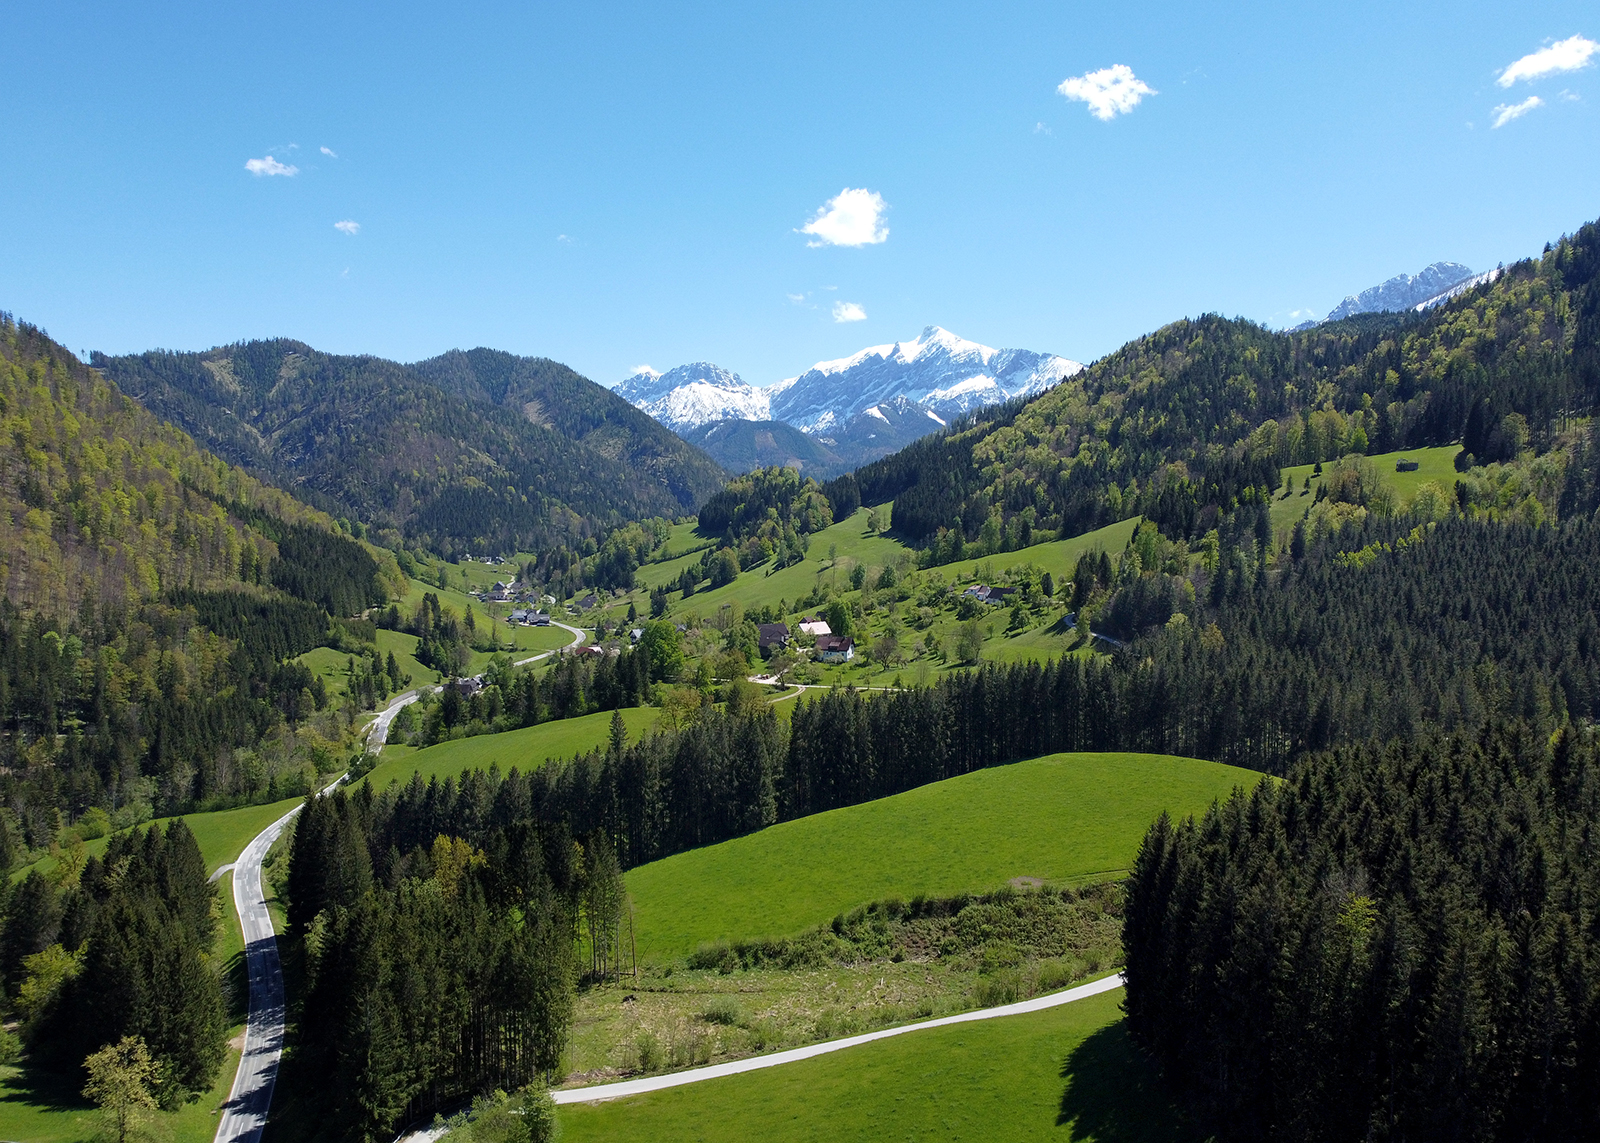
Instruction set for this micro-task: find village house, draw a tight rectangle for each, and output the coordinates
[797,617,831,636]
[756,622,791,656]
[814,634,855,663]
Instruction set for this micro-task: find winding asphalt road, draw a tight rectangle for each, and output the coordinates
[214,621,586,1143]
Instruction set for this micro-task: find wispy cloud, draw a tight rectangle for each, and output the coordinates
[321,146,338,158]
[556,234,573,244]
[832,301,867,323]
[628,364,655,377]
[786,292,807,304]
[1033,121,1053,135]
[334,220,360,235]
[800,188,888,248]
[1498,35,1598,86]
[1492,96,1544,128]
[245,155,298,177]
[1057,64,1156,120]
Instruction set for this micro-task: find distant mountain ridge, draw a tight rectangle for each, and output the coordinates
[615,326,1081,474]
[769,325,1081,432]
[95,341,726,558]
[1293,262,1481,329]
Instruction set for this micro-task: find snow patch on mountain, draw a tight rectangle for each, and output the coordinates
[614,362,770,431]
[1324,262,1476,322]
[770,326,1082,432]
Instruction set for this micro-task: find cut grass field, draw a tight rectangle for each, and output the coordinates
[626,751,1261,963]
[362,706,664,791]
[558,986,1196,1143]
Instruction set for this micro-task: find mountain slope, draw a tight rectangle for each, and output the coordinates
[681,419,845,477]
[409,348,726,509]
[1,312,402,828]
[845,216,1599,551]
[95,341,724,558]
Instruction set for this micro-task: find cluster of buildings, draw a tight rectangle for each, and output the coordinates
[469,579,552,626]
[754,617,855,663]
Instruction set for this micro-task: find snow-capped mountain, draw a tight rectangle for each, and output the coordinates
[613,363,770,432]
[769,326,1082,432]
[613,327,1081,473]
[1324,262,1476,322]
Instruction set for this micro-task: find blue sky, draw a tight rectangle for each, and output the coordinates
[1,2,1596,387]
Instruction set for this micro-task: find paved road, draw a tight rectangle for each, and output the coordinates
[550,972,1126,1105]
[216,621,588,1143]
[211,794,321,1143]
[362,622,586,752]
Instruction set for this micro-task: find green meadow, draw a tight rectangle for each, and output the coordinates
[15,795,306,883]
[362,706,664,791]
[558,986,1196,1143]
[625,751,1260,963]
[1270,443,1461,542]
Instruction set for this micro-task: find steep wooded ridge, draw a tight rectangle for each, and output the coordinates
[842,219,1597,552]
[94,341,725,559]
[0,314,395,846]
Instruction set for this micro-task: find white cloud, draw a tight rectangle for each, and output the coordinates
[800,188,888,248]
[832,301,867,323]
[1492,96,1544,127]
[334,220,360,235]
[1034,121,1052,135]
[556,234,573,244]
[628,364,655,377]
[786,293,806,303]
[245,156,298,176]
[1498,35,1598,87]
[1057,64,1156,120]
[321,146,338,158]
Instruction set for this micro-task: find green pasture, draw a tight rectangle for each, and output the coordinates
[1270,444,1461,542]
[667,507,911,620]
[362,706,663,791]
[626,751,1260,962]
[15,795,305,883]
[558,986,1195,1143]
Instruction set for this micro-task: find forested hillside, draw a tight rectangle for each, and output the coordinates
[94,340,724,559]
[0,314,400,848]
[844,218,1597,557]
[1124,725,1600,1139]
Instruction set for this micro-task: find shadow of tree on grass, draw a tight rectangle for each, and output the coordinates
[0,1056,92,1114]
[1058,1020,1206,1143]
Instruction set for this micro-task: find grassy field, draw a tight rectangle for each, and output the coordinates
[362,706,664,791]
[14,795,307,883]
[559,986,1196,1143]
[626,751,1260,963]
[1270,443,1461,542]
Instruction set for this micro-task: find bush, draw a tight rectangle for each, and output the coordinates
[701,996,743,1026]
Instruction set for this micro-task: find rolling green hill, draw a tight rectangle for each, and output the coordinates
[625,751,1261,962]
[93,339,725,559]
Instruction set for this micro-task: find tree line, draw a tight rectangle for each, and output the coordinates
[1,819,226,1105]
[284,784,587,1140]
